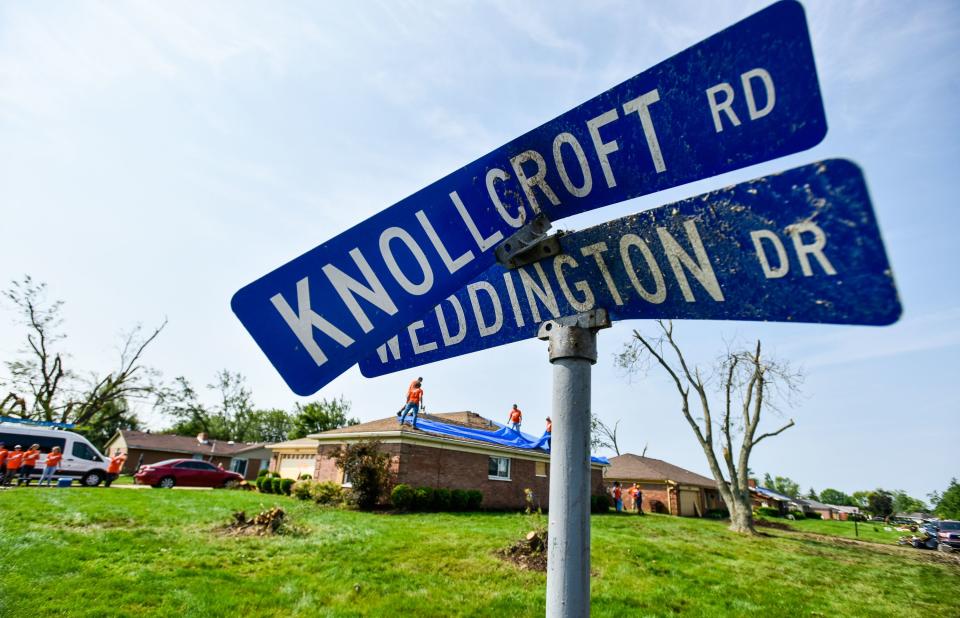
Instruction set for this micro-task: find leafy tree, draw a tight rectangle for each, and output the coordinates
[617,321,802,535]
[820,488,855,507]
[805,488,819,501]
[762,473,801,499]
[866,490,894,517]
[75,398,141,451]
[1,275,164,426]
[334,439,389,510]
[246,408,294,443]
[161,371,264,442]
[891,490,928,514]
[290,396,357,439]
[930,478,960,520]
[851,490,871,509]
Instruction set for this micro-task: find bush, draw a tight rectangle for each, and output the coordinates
[271,478,283,494]
[466,490,483,510]
[391,484,415,510]
[756,507,780,518]
[788,510,806,520]
[280,478,295,496]
[451,489,469,511]
[311,481,344,506]
[433,488,452,511]
[334,440,390,510]
[591,494,611,513]
[291,480,314,500]
[704,508,730,519]
[257,476,272,493]
[806,511,822,520]
[297,473,312,481]
[257,468,270,478]
[414,487,435,511]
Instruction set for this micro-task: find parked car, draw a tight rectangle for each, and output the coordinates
[936,520,960,551]
[0,422,109,486]
[134,458,243,489]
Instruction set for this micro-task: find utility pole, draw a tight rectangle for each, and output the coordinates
[538,309,610,618]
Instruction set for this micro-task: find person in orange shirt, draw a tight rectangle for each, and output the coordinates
[631,483,644,515]
[38,446,63,487]
[545,417,552,434]
[18,443,41,486]
[104,449,127,487]
[3,445,22,486]
[507,404,522,432]
[0,442,8,485]
[399,378,424,430]
[612,481,623,513]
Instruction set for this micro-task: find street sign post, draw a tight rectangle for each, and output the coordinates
[232,0,826,395]
[360,159,901,377]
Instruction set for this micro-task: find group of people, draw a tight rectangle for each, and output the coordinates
[0,442,62,487]
[611,481,645,514]
[506,404,551,438]
[0,441,127,487]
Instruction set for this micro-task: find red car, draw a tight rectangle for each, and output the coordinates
[134,459,243,489]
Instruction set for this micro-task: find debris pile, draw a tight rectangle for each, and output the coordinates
[224,507,288,536]
[498,529,548,571]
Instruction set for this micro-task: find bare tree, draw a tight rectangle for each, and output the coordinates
[1,275,165,425]
[590,415,622,456]
[616,320,801,534]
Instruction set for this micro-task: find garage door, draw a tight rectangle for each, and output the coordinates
[680,490,700,517]
[278,454,313,480]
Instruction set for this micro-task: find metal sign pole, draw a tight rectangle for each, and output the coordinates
[538,310,610,618]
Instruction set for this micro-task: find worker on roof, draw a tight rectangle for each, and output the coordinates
[545,417,552,434]
[18,443,41,486]
[4,445,23,486]
[508,404,522,432]
[399,378,424,430]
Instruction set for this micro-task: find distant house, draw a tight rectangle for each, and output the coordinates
[795,498,840,520]
[297,411,607,510]
[266,437,319,480]
[748,481,799,515]
[103,430,271,480]
[603,454,724,517]
[832,505,861,521]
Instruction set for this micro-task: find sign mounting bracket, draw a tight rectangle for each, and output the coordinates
[495,215,563,269]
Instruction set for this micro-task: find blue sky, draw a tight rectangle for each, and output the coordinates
[1,1,957,501]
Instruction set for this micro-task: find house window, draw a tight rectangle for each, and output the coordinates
[231,459,247,476]
[488,456,511,481]
[535,461,547,477]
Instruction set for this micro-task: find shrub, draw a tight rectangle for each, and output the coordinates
[291,480,314,500]
[391,484,415,510]
[788,510,806,520]
[591,494,611,513]
[414,487,435,511]
[433,488,452,511]
[806,511,822,520]
[257,468,270,478]
[257,476,272,493]
[334,440,390,510]
[297,473,313,481]
[271,478,283,494]
[466,490,483,510]
[280,478,295,496]
[312,481,344,506]
[450,489,469,511]
[756,507,780,518]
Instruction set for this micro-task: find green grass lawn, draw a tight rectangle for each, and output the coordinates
[784,516,906,544]
[0,488,957,617]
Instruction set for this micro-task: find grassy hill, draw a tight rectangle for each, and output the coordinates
[0,487,956,617]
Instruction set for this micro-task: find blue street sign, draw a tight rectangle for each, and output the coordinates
[233,0,827,395]
[359,160,901,377]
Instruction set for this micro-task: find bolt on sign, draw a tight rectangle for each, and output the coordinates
[232,0,826,395]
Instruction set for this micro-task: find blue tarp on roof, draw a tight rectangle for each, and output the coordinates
[401,415,609,465]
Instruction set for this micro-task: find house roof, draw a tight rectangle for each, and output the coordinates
[268,437,319,450]
[317,411,498,436]
[752,486,796,503]
[604,454,718,488]
[795,498,838,511]
[109,430,267,457]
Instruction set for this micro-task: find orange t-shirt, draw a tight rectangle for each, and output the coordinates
[45,452,63,468]
[406,386,423,404]
[546,420,552,433]
[6,451,23,469]
[613,486,622,500]
[0,449,7,466]
[509,408,522,423]
[107,455,126,474]
[22,449,40,466]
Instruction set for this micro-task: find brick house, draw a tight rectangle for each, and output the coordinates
[301,411,607,510]
[266,437,319,479]
[604,454,724,516]
[103,430,271,480]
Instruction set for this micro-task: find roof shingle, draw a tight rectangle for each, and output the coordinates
[605,454,718,488]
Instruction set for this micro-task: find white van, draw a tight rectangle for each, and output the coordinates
[0,422,109,486]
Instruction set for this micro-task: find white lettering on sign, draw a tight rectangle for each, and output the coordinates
[375,335,401,363]
[656,220,725,302]
[510,150,562,214]
[706,68,776,133]
[619,233,667,304]
[436,296,467,346]
[553,132,593,198]
[622,90,666,173]
[553,254,595,313]
[451,191,504,251]
[322,248,398,334]
[580,242,624,306]
[503,271,525,327]
[587,109,620,189]
[467,281,503,337]
[380,227,434,295]
[485,168,526,228]
[408,320,438,355]
[519,262,561,323]
[787,222,837,277]
[272,278,355,366]
[416,210,474,275]
[750,229,790,279]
